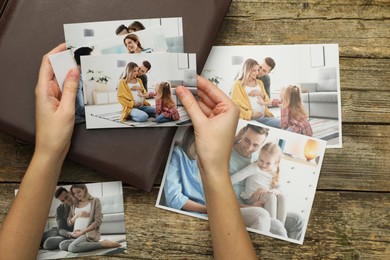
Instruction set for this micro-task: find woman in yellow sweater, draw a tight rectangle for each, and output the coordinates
[231,58,281,129]
[117,62,155,122]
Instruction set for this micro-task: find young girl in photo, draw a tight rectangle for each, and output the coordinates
[231,142,287,225]
[280,85,313,136]
[154,82,180,123]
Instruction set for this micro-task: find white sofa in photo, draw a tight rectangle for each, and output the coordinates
[300,67,339,119]
[46,194,125,235]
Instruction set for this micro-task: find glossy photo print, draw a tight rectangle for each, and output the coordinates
[14,181,127,259]
[64,17,184,53]
[202,44,342,148]
[156,120,327,244]
[80,53,197,128]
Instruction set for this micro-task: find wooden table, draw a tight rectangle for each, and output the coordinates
[1,1,389,259]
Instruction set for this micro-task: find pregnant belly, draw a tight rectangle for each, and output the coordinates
[73,218,89,231]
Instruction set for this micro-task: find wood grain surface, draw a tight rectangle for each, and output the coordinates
[1,0,389,259]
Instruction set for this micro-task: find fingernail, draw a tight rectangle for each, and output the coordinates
[175,86,185,96]
[68,67,79,78]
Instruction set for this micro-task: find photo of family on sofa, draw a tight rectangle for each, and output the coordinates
[31,181,127,259]
[156,122,326,244]
[76,52,196,128]
[202,44,342,148]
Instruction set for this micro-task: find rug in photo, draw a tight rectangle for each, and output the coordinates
[202,44,342,148]
[14,181,127,259]
[156,120,327,244]
[64,17,183,53]
[80,52,196,128]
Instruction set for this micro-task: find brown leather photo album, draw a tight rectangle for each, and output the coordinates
[0,0,232,191]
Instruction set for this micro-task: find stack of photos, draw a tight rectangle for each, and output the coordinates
[15,181,127,259]
[156,120,327,244]
[49,18,341,245]
[49,17,197,128]
[202,44,342,148]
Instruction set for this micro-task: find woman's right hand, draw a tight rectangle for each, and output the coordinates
[175,76,239,173]
[134,101,143,107]
[251,111,263,119]
[79,211,90,218]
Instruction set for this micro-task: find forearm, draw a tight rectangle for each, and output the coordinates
[200,165,257,260]
[58,229,72,238]
[80,224,97,235]
[0,150,65,260]
[182,200,207,214]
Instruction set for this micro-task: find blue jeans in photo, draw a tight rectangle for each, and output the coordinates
[129,106,156,122]
[75,80,85,124]
[155,114,174,123]
[257,116,281,129]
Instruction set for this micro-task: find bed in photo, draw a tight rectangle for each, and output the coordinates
[202,44,342,148]
[156,120,327,244]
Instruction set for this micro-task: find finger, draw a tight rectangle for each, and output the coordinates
[196,75,230,104]
[197,100,212,116]
[59,68,79,112]
[176,86,205,126]
[38,43,67,83]
[197,88,216,109]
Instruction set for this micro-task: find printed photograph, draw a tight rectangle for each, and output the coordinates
[156,120,327,244]
[48,50,77,92]
[64,17,183,53]
[80,53,197,128]
[84,26,170,55]
[14,181,127,259]
[202,44,342,148]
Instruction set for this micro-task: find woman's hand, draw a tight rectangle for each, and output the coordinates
[176,76,256,259]
[35,43,79,160]
[134,101,143,107]
[79,211,90,218]
[71,230,84,238]
[251,111,263,119]
[257,96,265,105]
[176,76,239,173]
[0,44,80,260]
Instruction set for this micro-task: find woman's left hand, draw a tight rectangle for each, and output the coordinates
[71,230,84,238]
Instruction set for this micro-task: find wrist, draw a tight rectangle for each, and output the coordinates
[199,162,230,183]
[34,139,70,163]
[34,147,67,165]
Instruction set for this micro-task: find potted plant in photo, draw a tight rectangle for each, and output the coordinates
[86,69,111,91]
[202,69,223,86]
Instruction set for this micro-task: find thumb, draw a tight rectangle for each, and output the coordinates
[60,68,80,112]
[176,86,205,126]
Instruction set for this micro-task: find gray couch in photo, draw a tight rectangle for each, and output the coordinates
[45,194,126,235]
[99,194,126,235]
[300,67,339,119]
